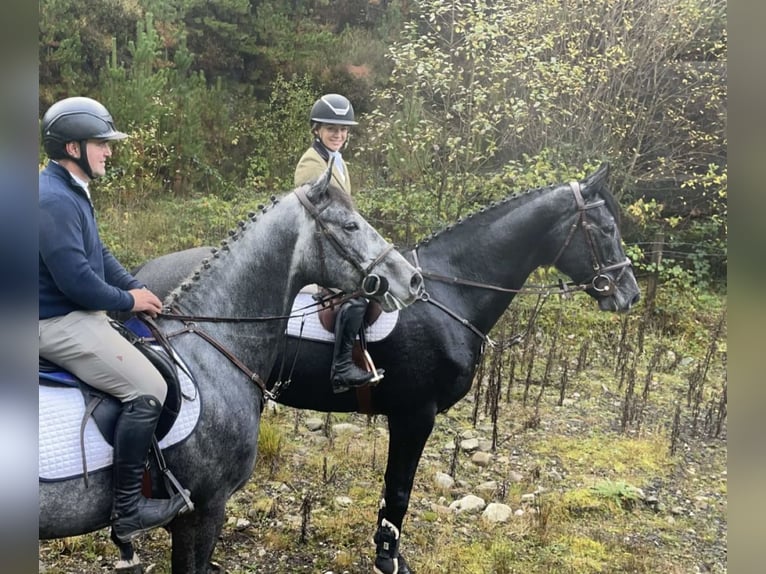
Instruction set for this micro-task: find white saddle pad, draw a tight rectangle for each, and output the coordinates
[285,293,399,343]
[39,354,201,482]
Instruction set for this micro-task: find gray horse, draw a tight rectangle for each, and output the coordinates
[39,175,424,573]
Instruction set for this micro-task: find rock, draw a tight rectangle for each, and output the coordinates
[520,493,537,504]
[235,517,251,529]
[508,470,524,483]
[334,496,353,508]
[434,471,455,490]
[449,494,486,514]
[332,423,362,434]
[482,503,513,523]
[471,451,492,466]
[305,417,324,431]
[460,438,480,452]
[476,480,497,495]
[430,503,452,515]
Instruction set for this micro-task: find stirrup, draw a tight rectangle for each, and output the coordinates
[362,350,384,384]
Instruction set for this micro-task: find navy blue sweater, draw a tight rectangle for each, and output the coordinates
[39,161,142,319]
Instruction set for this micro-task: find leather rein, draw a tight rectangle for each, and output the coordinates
[145,187,399,400]
[411,180,632,345]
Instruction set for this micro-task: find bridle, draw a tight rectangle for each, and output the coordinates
[411,180,632,344]
[294,186,394,297]
[549,181,632,295]
[144,185,401,401]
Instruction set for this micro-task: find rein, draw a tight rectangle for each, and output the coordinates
[146,185,401,401]
[155,290,358,324]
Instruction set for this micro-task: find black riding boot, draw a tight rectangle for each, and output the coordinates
[330,298,381,393]
[111,395,191,543]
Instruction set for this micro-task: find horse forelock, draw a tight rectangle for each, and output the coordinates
[326,182,355,209]
[586,176,621,228]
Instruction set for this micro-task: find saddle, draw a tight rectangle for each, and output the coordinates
[38,318,183,446]
[316,291,384,332]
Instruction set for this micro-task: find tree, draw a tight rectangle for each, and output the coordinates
[356,0,726,284]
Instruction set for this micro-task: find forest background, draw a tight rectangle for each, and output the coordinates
[39,0,727,294]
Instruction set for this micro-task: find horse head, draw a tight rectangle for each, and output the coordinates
[294,172,424,311]
[549,163,640,312]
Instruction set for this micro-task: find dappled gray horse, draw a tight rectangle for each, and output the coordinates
[39,174,424,574]
[133,163,639,574]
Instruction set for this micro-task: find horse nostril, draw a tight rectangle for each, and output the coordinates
[631,292,640,306]
[410,272,424,296]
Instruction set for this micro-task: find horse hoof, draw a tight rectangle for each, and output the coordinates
[372,552,412,574]
[397,552,413,574]
[114,554,143,574]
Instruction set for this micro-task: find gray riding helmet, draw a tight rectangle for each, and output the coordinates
[309,94,358,126]
[41,96,128,176]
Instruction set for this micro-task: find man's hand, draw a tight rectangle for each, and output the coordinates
[128,288,163,318]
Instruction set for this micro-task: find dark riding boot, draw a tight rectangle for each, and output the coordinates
[111,395,191,543]
[373,519,403,574]
[330,298,382,393]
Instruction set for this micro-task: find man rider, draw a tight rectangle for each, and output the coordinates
[38,96,191,541]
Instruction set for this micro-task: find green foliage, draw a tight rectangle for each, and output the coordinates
[590,480,644,511]
[243,74,318,192]
[39,0,143,103]
[95,193,261,270]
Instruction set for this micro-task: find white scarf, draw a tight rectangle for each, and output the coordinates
[329,151,345,182]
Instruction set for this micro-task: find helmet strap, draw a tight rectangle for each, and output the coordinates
[74,141,94,179]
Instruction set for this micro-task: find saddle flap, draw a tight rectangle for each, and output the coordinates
[38,319,183,443]
[317,299,384,333]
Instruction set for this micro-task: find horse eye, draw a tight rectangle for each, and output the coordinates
[343,222,359,231]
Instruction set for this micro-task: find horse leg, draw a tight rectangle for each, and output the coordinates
[110,531,142,573]
[373,405,437,574]
[169,499,228,573]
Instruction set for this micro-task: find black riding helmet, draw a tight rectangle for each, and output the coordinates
[309,94,358,127]
[41,96,128,178]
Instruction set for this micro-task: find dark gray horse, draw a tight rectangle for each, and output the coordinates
[133,164,640,574]
[39,176,424,573]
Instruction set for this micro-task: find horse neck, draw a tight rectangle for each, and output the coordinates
[415,185,573,332]
[160,198,305,360]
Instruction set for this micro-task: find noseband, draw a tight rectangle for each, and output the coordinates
[550,181,632,295]
[294,186,394,295]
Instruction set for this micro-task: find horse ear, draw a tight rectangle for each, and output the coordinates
[320,157,334,189]
[306,162,334,204]
[584,162,610,188]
